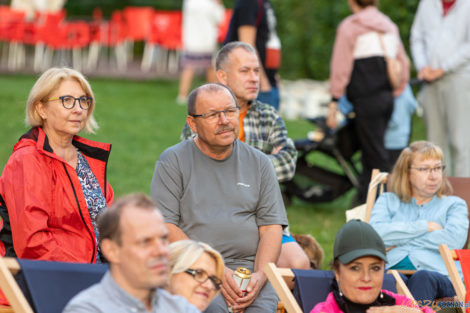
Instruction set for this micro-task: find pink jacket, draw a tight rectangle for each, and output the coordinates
[311,290,435,313]
[329,6,409,99]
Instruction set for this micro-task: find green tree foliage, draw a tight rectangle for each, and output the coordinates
[65,0,419,80]
[272,0,419,79]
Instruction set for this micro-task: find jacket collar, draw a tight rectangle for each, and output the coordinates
[15,127,111,163]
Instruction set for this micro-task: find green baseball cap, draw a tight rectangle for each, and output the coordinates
[333,220,387,264]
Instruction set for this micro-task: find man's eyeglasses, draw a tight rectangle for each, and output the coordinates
[410,165,446,175]
[184,268,222,290]
[191,106,240,123]
[48,95,93,110]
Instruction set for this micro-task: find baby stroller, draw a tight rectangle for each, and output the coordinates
[282,117,361,205]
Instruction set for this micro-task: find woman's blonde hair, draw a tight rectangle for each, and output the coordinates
[25,67,98,133]
[388,141,452,202]
[169,240,224,282]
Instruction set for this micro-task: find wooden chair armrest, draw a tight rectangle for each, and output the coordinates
[387,270,415,301]
[393,269,417,276]
[3,258,19,274]
[0,257,33,313]
[264,263,302,313]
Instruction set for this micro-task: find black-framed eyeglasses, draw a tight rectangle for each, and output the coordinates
[48,95,93,110]
[191,106,240,123]
[410,165,446,175]
[184,268,222,290]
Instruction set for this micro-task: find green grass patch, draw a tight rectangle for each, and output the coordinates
[0,74,426,267]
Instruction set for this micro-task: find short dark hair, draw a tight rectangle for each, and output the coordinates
[354,0,377,8]
[98,193,158,246]
[215,41,257,71]
[187,83,238,115]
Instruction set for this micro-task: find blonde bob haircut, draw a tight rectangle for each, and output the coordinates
[25,67,98,133]
[388,141,452,202]
[169,240,224,283]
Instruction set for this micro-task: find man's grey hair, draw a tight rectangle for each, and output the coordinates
[187,83,238,115]
[215,41,257,71]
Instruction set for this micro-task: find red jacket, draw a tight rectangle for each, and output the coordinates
[0,127,113,263]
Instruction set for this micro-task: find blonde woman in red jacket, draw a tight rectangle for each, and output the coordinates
[0,67,113,263]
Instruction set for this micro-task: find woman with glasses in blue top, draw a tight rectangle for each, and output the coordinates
[370,140,468,302]
[0,67,113,265]
[169,240,225,311]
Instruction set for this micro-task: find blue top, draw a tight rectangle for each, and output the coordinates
[63,271,200,313]
[384,85,417,149]
[369,192,468,276]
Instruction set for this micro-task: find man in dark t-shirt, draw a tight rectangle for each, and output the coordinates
[225,0,282,110]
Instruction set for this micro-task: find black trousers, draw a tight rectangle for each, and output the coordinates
[353,91,394,203]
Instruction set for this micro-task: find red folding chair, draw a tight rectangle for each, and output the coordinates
[141,10,182,73]
[33,10,66,71]
[217,9,233,43]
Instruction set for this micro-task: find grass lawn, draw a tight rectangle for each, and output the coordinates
[0,73,426,267]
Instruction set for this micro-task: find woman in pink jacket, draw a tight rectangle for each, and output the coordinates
[311,220,434,313]
[326,0,410,204]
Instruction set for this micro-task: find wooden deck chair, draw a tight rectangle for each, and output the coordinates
[364,169,389,223]
[345,169,388,222]
[447,177,470,248]
[264,262,414,313]
[0,258,25,313]
[0,257,108,313]
[439,244,470,313]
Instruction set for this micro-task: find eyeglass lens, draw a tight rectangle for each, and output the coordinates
[62,96,91,110]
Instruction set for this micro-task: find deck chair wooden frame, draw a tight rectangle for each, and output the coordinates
[345,169,388,222]
[439,244,465,313]
[0,257,33,313]
[364,169,388,223]
[264,262,414,313]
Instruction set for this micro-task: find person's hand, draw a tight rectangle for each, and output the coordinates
[272,146,283,154]
[427,68,445,81]
[427,221,443,232]
[367,305,422,313]
[326,101,338,129]
[418,66,445,82]
[232,271,266,312]
[220,267,243,309]
[417,66,431,81]
[385,246,396,252]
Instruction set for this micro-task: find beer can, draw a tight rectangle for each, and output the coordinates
[232,267,251,296]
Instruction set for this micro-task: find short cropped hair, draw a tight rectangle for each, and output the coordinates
[169,240,224,282]
[187,83,238,116]
[98,193,159,246]
[354,0,377,8]
[25,67,98,133]
[388,141,452,202]
[215,41,257,71]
